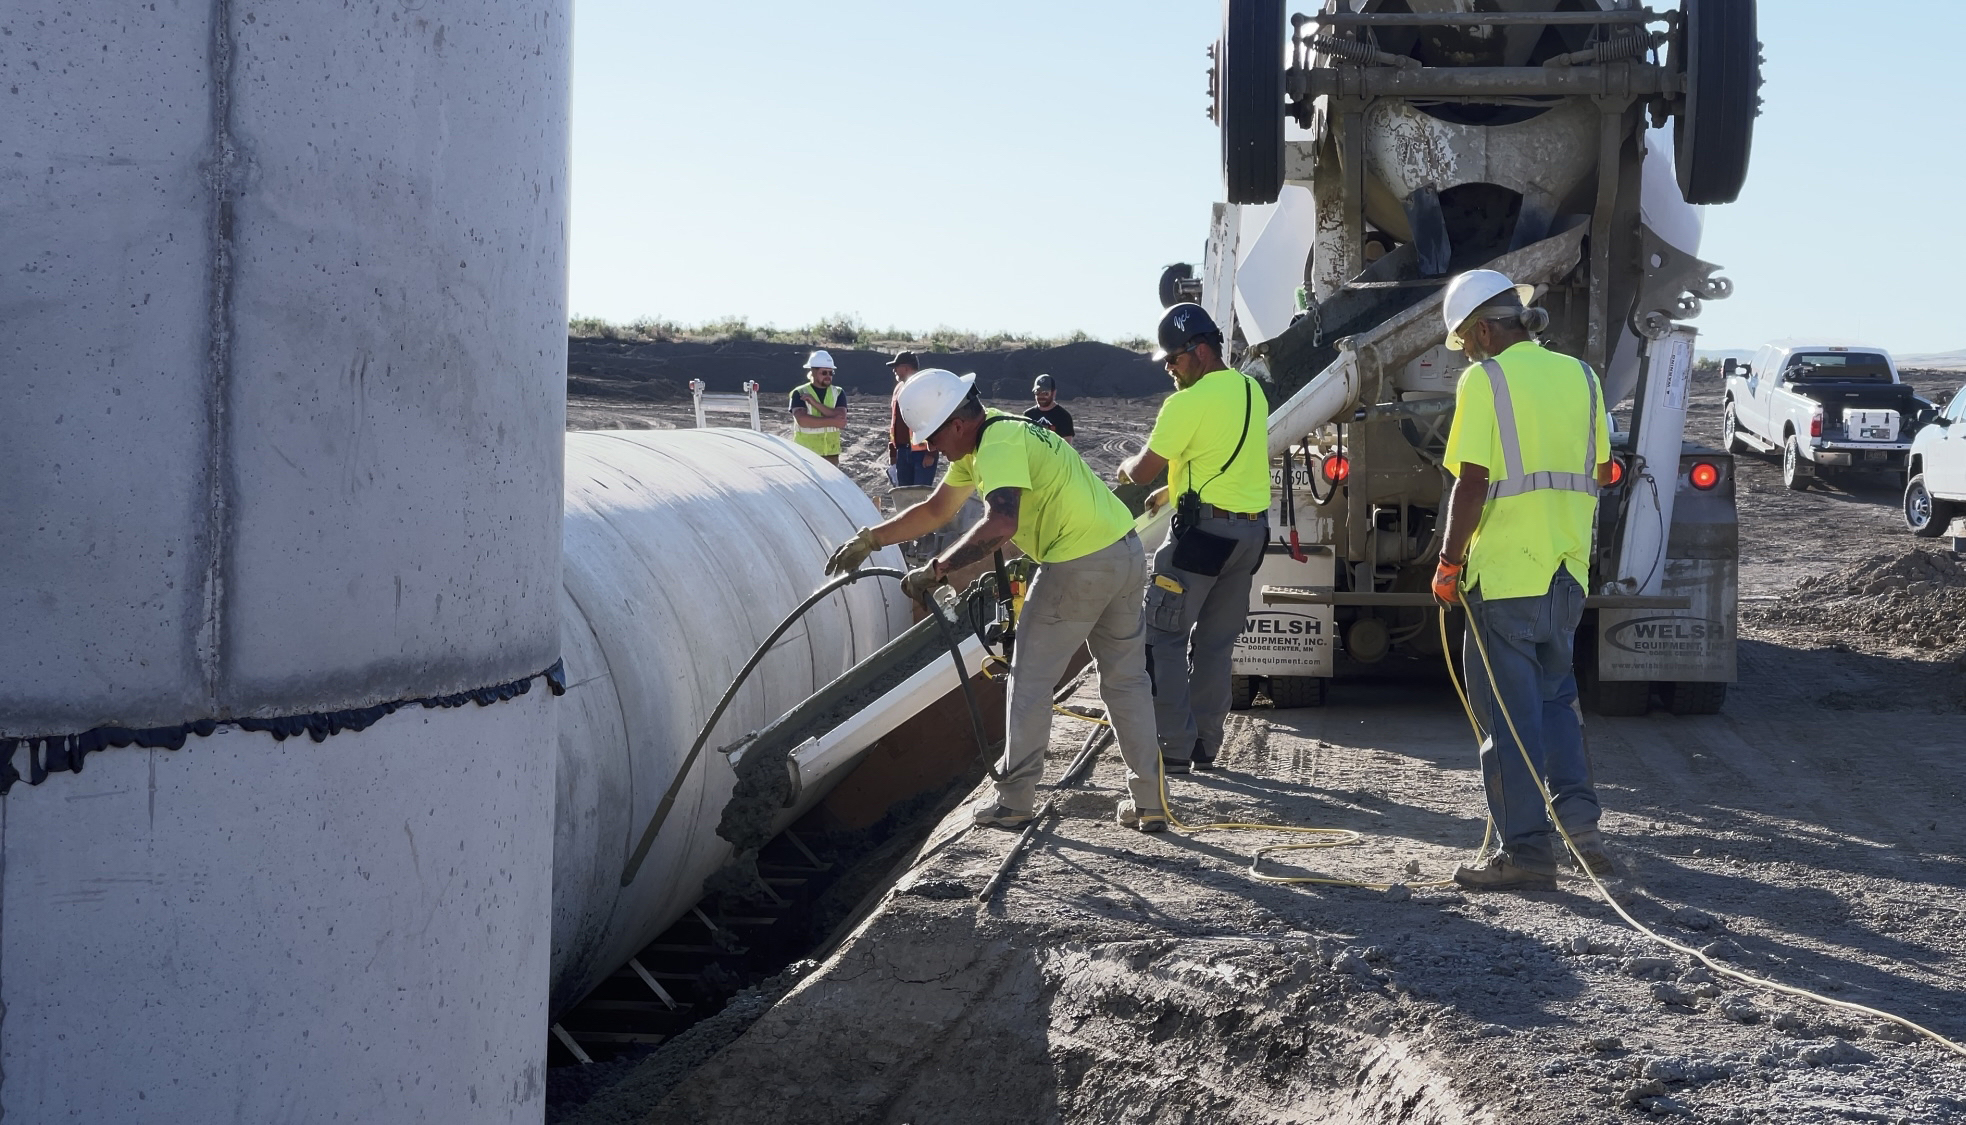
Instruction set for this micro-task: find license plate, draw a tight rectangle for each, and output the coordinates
[1865,450,1888,461]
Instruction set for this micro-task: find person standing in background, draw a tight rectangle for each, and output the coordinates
[789,350,847,466]
[887,350,938,485]
[1024,373,1075,447]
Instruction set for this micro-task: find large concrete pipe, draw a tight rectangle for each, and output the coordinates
[1,4,567,1120]
[552,430,911,1014]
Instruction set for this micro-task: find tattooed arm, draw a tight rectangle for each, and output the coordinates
[933,487,1021,576]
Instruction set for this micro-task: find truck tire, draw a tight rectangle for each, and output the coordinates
[1781,434,1813,491]
[1674,0,1761,205]
[1662,680,1727,716]
[1230,675,1256,711]
[1721,400,1750,455]
[1268,675,1327,709]
[1219,0,1285,205]
[1158,262,1196,309]
[1905,473,1956,538]
[1584,675,1651,718]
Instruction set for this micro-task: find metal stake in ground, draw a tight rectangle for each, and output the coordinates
[976,717,1112,903]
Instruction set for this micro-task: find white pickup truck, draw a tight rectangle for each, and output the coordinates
[1905,388,1966,538]
[1721,343,1927,491]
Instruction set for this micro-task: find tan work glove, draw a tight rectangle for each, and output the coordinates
[824,527,880,576]
[900,561,945,602]
[1143,485,1171,514]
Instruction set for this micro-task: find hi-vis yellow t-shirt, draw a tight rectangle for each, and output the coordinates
[1146,368,1270,513]
[1444,341,1611,600]
[944,411,1134,564]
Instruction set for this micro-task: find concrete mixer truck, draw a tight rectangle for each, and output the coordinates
[1162,0,1761,716]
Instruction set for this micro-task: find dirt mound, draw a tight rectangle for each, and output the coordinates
[567,337,1167,403]
[1748,548,1966,654]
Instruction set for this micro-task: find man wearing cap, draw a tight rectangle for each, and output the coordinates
[789,349,847,466]
[886,350,938,486]
[1118,303,1269,774]
[821,368,1168,832]
[1434,270,1618,892]
[1024,374,1076,447]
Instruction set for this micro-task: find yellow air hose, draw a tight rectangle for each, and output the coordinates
[1452,587,1966,1060]
[1042,594,1965,1058]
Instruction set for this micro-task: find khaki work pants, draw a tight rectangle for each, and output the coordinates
[994,531,1162,814]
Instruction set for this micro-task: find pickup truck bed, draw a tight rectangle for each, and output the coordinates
[1724,348,1927,489]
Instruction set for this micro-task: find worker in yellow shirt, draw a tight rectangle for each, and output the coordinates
[1118,303,1269,774]
[789,350,847,465]
[822,369,1168,832]
[1433,269,1617,893]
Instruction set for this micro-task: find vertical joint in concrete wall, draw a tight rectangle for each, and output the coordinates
[196,0,243,707]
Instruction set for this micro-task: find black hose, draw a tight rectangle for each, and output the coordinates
[925,578,1004,783]
[620,567,905,886]
[618,566,1000,887]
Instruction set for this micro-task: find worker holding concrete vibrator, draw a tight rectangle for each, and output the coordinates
[1117,303,1270,775]
[821,368,1170,833]
[1433,270,1618,893]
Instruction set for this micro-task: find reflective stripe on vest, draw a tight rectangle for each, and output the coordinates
[795,383,842,455]
[1479,357,1600,501]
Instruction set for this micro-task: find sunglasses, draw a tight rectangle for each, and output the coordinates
[1161,343,1197,369]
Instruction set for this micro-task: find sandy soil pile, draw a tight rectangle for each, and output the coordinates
[1748,549,1966,655]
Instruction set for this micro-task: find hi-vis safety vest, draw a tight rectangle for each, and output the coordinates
[1478,357,1600,501]
[793,383,842,457]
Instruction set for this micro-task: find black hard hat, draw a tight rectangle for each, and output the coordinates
[1152,302,1221,361]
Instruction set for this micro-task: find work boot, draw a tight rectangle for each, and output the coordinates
[1454,854,1558,893]
[1191,738,1217,771]
[1561,829,1618,878]
[1116,799,1167,833]
[971,803,1035,830]
[1160,754,1191,775]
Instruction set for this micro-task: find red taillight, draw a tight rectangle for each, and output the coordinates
[1689,461,1720,490]
[1607,458,1625,486]
[1321,454,1350,483]
[1809,410,1823,438]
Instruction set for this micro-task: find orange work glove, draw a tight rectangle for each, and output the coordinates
[1432,557,1465,605]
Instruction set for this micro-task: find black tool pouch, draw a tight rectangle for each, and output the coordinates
[1172,525,1237,576]
[1170,493,1237,575]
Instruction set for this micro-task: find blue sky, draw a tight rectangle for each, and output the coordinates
[570,2,1966,355]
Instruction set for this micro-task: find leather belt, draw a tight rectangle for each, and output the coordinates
[1197,503,1265,521]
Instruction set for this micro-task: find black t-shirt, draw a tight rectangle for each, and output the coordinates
[1024,404,1075,438]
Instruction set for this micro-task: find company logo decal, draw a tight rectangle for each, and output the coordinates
[1242,611,1323,637]
[1604,615,1728,655]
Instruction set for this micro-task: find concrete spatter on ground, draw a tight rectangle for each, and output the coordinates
[1040,941,1482,1124]
[637,884,1487,1124]
[632,647,1966,1124]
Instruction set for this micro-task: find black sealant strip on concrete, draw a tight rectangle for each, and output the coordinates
[0,660,567,795]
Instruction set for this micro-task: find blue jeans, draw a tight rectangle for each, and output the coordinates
[1462,570,1600,872]
[894,449,938,487]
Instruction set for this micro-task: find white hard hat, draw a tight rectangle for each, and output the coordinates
[1442,270,1536,352]
[897,368,977,439]
[804,349,836,370]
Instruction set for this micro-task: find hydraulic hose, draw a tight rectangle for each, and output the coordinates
[618,566,999,887]
[620,567,904,886]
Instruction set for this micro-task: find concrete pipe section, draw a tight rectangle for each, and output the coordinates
[552,430,912,1014]
[1,4,568,1120]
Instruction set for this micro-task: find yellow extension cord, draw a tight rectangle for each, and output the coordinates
[1044,603,1966,1060]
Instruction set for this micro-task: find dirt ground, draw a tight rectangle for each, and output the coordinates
[564,369,1966,1124]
